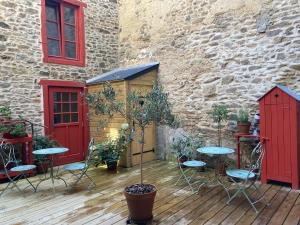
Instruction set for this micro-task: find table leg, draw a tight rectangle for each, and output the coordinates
[237,137,241,169]
[50,155,55,195]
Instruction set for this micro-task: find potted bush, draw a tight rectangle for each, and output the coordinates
[236,109,251,134]
[88,83,177,223]
[170,130,204,165]
[0,106,27,139]
[208,104,229,147]
[32,135,59,174]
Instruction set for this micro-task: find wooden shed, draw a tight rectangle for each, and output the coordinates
[86,62,159,167]
[259,85,300,189]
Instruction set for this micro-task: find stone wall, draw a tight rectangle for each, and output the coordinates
[0,0,119,126]
[119,0,300,155]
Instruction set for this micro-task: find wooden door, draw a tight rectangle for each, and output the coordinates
[48,87,85,165]
[264,90,292,182]
[129,84,156,166]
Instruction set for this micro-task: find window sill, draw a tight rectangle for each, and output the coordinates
[43,57,85,67]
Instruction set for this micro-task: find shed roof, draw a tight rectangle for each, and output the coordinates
[258,84,300,101]
[86,62,159,85]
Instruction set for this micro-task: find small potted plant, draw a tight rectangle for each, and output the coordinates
[95,140,122,171]
[32,135,59,174]
[170,131,204,164]
[0,106,27,139]
[95,125,129,171]
[236,109,251,134]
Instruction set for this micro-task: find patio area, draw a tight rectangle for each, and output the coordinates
[0,160,299,225]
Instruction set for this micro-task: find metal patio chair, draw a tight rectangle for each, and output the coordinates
[63,139,96,189]
[226,142,269,213]
[175,154,206,193]
[0,140,36,197]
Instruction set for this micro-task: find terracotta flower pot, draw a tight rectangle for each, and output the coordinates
[237,122,251,134]
[124,184,157,223]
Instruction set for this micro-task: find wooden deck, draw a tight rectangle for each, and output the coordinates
[0,160,299,225]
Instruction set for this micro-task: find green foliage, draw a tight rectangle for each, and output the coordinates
[0,106,12,119]
[0,106,27,137]
[88,82,177,184]
[170,132,204,159]
[208,104,229,147]
[9,124,26,137]
[86,82,125,118]
[237,109,249,123]
[95,126,130,165]
[208,105,229,123]
[32,135,59,150]
[32,135,59,161]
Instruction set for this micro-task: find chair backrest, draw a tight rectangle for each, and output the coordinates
[84,138,96,166]
[248,142,265,178]
[0,140,19,173]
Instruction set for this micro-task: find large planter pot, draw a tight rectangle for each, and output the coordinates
[237,122,251,134]
[124,184,157,223]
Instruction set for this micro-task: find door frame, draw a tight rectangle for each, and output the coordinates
[40,79,89,161]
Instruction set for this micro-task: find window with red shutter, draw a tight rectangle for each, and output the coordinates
[41,0,86,67]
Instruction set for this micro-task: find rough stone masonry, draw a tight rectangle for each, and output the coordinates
[0,0,299,158]
[118,0,300,157]
[0,0,119,125]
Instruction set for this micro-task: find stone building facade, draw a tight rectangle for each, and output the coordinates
[118,0,300,155]
[1,0,300,158]
[0,0,119,125]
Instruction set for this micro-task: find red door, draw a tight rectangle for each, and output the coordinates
[48,87,85,164]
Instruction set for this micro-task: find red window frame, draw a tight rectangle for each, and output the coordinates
[41,0,86,67]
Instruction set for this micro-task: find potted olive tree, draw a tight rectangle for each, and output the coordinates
[207,104,229,147]
[88,82,177,223]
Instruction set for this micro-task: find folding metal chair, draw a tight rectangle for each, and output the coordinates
[0,140,36,197]
[175,154,206,193]
[226,142,269,213]
[63,139,96,189]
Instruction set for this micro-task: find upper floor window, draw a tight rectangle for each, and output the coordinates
[41,0,86,67]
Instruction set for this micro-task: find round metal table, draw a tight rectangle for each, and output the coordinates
[197,146,235,199]
[33,148,69,194]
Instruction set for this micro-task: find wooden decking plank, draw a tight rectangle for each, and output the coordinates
[203,183,269,225]
[188,187,256,225]
[252,187,290,225]
[234,185,281,225]
[95,181,196,225]
[268,189,299,225]
[64,167,179,225]
[82,171,181,225]
[0,160,297,225]
[30,162,173,225]
[222,184,279,225]
[0,161,166,224]
[154,187,223,224]
[283,193,300,225]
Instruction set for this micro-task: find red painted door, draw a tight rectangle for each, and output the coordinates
[48,87,85,165]
[264,91,292,183]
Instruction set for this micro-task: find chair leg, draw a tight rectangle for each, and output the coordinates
[0,182,11,197]
[252,183,269,206]
[227,187,241,204]
[242,189,259,213]
[85,173,96,189]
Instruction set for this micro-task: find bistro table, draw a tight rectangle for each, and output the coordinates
[197,146,235,199]
[33,148,69,194]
